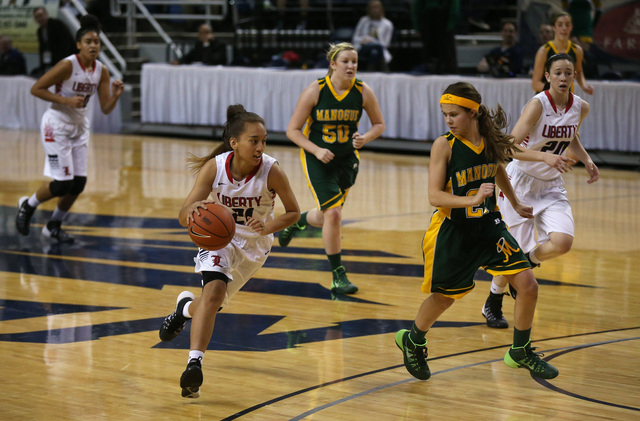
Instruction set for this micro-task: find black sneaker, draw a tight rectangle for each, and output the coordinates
[482,292,509,328]
[180,357,203,398]
[42,220,74,243]
[330,266,358,294]
[394,329,430,380]
[278,223,305,247]
[504,342,559,379]
[159,291,195,342]
[16,196,35,236]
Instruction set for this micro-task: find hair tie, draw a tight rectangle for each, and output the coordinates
[440,94,480,111]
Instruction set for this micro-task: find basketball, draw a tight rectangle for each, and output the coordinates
[188,203,236,250]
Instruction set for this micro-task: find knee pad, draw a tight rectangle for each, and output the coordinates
[69,176,87,195]
[49,179,74,197]
[201,271,229,287]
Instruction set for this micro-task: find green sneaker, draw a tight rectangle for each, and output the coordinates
[395,329,430,380]
[278,223,305,247]
[504,342,559,379]
[330,266,358,294]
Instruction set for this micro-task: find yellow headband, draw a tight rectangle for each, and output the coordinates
[440,94,480,111]
[330,48,342,62]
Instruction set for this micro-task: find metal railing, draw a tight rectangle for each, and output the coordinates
[110,0,227,22]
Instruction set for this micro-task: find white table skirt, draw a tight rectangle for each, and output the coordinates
[0,76,122,134]
[141,64,640,152]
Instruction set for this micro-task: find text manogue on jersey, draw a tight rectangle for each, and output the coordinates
[541,124,578,139]
[315,109,360,122]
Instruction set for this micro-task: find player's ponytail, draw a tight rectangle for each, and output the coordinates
[188,104,266,173]
[76,14,101,42]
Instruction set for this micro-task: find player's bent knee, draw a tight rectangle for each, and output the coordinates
[49,179,74,197]
[69,176,87,195]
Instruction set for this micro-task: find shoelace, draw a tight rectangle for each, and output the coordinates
[521,348,548,372]
[163,312,182,330]
[406,336,428,365]
[408,345,427,367]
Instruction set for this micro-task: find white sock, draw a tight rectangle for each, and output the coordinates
[27,194,40,208]
[189,350,204,362]
[490,278,505,294]
[183,301,192,318]
[529,249,541,264]
[51,207,68,222]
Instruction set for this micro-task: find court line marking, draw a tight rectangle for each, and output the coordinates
[221,327,640,420]
[290,336,640,420]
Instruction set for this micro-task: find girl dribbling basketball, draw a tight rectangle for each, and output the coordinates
[158,104,300,399]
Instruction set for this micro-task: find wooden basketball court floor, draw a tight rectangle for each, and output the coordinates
[1,128,638,420]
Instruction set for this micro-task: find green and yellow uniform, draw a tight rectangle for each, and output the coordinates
[422,132,530,298]
[301,76,363,210]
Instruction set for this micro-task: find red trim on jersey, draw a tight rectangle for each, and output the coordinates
[75,54,85,71]
[544,90,557,113]
[75,54,97,74]
[565,93,574,113]
[244,158,262,183]
[224,152,263,184]
[224,152,235,183]
[544,90,574,114]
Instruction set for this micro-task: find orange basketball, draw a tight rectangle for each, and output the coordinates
[188,203,236,250]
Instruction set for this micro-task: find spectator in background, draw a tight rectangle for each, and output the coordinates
[352,0,394,72]
[531,11,593,94]
[275,0,309,30]
[0,35,27,75]
[477,22,523,77]
[539,23,554,45]
[33,7,76,76]
[412,0,459,74]
[563,0,601,44]
[571,35,598,79]
[171,23,228,65]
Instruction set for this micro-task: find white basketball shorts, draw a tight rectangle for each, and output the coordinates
[193,234,273,308]
[41,110,90,180]
[498,164,574,253]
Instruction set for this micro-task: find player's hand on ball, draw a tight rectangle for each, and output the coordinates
[187,200,212,224]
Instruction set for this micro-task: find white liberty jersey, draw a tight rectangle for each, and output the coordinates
[49,54,103,125]
[512,91,582,181]
[211,151,277,241]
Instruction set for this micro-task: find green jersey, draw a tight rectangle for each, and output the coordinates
[304,76,363,159]
[439,131,499,223]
